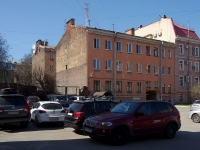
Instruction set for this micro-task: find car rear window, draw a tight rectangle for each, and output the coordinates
[55,96,68,101]
[194,100,200,104]
[28,96,40,101]
[68,102,84,111]
[42,103,62,109]
[0,96,27,105]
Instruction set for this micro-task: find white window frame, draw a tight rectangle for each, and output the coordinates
[154,81,159,88]
[146,46,151,56]
[168,84,171,93]
[194,62,199,72]
[127,62,132,72]
[94,80,100,92]
[94,38,100,49]
[154,65,159,74]
[179,93,184,101]
[137,82,142,92]
[168,50,171,58]
[146,81,151,88]
[50,54,54,60]
[195,47,199,57]
[168,66,171,75]
[94,58,100,70]
[105,81,112,91]
[162,66,165,75]
[179,44,184,55]
[146,64,151,74]
[50,65,54,71]
[194,77,199,84]
[162,84,165,93]
[117,41,122,52]
[105,60,111,70]
[136,45,142,54]
[105,40,111,50]
[154,48,159,57]
[117,61,122,71]
[179,60,184,70]
[136,63,142,73]
[162,49,165,58]
[127,82,132,92]
[116,81,122,92]
[179,75,184,86]
[126,43,132,53]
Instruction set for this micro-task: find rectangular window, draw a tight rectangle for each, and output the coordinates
[179,44,184,54]
[116,81,122,92]
[154,48,158,57]
[146,64,151,74]
[105,60,111,70]
[94,38,100,49]
[50,65,54,71]
[146,81,151,88]
[137,82,142,92]
[168,67,171,75]
[194,62,199,72]
[194,47,199,57]
[127,43,132,53]
[94,58,100,70]
[179,76,184,86]
[146,46,151,56]
[162,49,165,58]
[94,80,100,92]
[127,82,132,92]
[117,41,122,52]
[154,81,159,88]
[162,84,165,93]
[162,66,165,75]
[136,63,142,73]
[179,60,184,70]
[105,81,111,91]
[117,61,122,71]
[195,77,199,84]
[136,45,142,54]
[179,93,183,101]
[168,84,171,93]
[154,65,159,74]
[105,40,111,50]
[168,50,171,58]
[127,62,132,72]
[50,54,54,60]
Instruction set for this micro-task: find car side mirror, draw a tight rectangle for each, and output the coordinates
[136,111,145,117]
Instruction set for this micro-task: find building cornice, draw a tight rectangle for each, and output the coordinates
[176,36,200,44]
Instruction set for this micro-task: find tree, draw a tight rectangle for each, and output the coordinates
[0,34,9,68]
[190,82,200,101]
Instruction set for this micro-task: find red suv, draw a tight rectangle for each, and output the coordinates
[83,101,181,145]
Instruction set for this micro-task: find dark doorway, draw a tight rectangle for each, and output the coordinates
[146,91,157,100]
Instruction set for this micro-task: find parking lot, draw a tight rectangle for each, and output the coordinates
[0,106,200,150]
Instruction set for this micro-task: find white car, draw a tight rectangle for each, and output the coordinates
[189,100,200,123]
[30,101,66,127]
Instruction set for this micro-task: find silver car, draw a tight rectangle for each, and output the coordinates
[189,100,200,123]
[30,101,66,127]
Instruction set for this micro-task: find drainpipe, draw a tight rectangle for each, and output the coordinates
[160,41,164,101]
[114,32,117,99]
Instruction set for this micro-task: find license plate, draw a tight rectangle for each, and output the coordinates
[67,113,73,116]
[8,112,19,115]
[49,117,59,121]
[84,127,92,133]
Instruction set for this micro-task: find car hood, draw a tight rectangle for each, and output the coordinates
[88,112,129,122]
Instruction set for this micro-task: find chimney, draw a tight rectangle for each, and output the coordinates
[125,28,135,35]
[66,18,75,30]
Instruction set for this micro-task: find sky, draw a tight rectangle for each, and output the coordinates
[1,0,200,61]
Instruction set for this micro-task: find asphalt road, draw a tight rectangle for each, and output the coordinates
[0,106,199,150]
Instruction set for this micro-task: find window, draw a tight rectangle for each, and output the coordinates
[154,48,158,57]
[162,84,165,93]
[162,49,165,58]
[105,40,111,50]
[94,58,100,70]
[94,80,100,92]
[105,81,111,91]
[50,54,54,60]
[179,44,184,54]
[127,82,132,92]
[179,60,184,70]
[146,46,151,56]
[154,81,159,88]
[195,77,199,84]
[146,81,151,88]
[194,62,199,72]
[154,65,159,74]
[136,45,142,54]
[105,60,111,70]
[152,102,171,114]
[136,63,142,73]
[137,82,142,92]
[117,61,122,71]
[195,47,199,57]
[127,43,132,53]
[138,103,152,115]
[66,65,67,70]
[94,38,100,49]
[50,65,54,71]
[168,84,171,93]
[179,76,184,86]
[127,62,132,72]
[116,81,122,92]
[162,66,165,75]
[168,67,171,75]
[146,64,151,74]
[168,50,171,58]
[179,93,183,101]
[117,41,122,52]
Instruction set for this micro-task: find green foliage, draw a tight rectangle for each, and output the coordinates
[190,82,200,100]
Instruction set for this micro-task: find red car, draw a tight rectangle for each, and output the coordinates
[83,101,181,145]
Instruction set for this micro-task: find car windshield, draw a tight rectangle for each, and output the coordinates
[0,96,27,105]
[111,102,139,114]
[55,96,68,101]
[42,103,62,110]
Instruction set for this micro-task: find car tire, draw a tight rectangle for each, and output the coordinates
[164,123,177,139]
[20,122,29,128]
[111,127,129,146]
[192,114,200,123]
[35,116,41,127]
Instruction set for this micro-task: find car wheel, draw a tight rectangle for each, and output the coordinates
[20,122,29,128]
[164,123,177,139]
[111,127,129,146]
[192,114,200,123]
[35,116,41,127]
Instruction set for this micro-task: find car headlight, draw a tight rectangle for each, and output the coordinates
[98,122,112,127]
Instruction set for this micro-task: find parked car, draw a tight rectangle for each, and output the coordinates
[46,94,71,108]
[189,100,200,123]
[0,88,30,128]
[68,96,85,101]
[83,100,181,146]
[65,99,118,130]
[26,96,40,108]
[30,101,66,127]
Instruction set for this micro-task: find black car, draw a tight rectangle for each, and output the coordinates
[46,94,72,108]
[26,96,40,108]
[0,88,30,128]
[65,98,118,130]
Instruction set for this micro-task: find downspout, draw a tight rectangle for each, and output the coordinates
[114,32,117,99]
[160,41,163,101]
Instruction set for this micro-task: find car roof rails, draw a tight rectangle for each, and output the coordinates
[0,88,17,94]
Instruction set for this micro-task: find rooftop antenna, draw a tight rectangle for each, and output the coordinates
[85,3,89,27]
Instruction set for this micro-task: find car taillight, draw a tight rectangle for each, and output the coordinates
[178,114,181,119]
[0,108,3,112]
[61,109,66,113]
[39,110,46,114]
[27,100,30,105]
[74,112,84,118]
[24,106,30,112]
